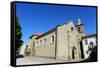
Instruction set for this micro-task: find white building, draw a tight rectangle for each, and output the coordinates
[82,34,97,59]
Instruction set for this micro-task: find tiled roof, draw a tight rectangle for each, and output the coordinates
[34,33,42,36]
[36,26,58,39]
[29,33,42,39]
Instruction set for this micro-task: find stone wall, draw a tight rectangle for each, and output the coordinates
[34,31,56,58]
[34,44,55,58]
[56,24,69,60]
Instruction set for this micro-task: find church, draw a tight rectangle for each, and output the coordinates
[25,19,96,61]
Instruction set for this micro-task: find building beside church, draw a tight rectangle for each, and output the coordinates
[82,34,97,59]
[26,19,97,61]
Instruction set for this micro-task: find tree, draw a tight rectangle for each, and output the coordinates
[81,46,97,62]
[16,16,23,51]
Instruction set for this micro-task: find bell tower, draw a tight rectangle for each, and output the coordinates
[76,18,84,37]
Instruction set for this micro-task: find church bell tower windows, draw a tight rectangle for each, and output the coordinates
[76,18,84,33]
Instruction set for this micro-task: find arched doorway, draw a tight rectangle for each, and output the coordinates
[72,46,77,59]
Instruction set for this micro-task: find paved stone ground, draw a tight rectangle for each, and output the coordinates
[16,56,84,65]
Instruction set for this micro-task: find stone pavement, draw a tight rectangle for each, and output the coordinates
[16,56,84,65]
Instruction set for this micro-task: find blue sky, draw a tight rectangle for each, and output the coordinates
[16,3,97,45]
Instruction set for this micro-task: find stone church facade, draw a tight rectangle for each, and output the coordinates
[27,19,85,61]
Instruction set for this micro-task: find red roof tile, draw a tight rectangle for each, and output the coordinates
[34,33,42,36]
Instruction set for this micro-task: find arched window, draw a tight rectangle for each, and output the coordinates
[44,38,46,44]
[40,40,42,43]
[71,27,74,31]
[51,35,54,43]
[43,38,46,46]
[78,26,81,32]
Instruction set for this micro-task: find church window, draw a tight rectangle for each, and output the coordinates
[71,27,74,31]
[51,35,54,43]
[43,38,46,46]
[78,27,81,32]
[40,40,42,45]
[44,38,46,44]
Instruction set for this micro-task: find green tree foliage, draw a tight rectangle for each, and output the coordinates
[16,16,23,51]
